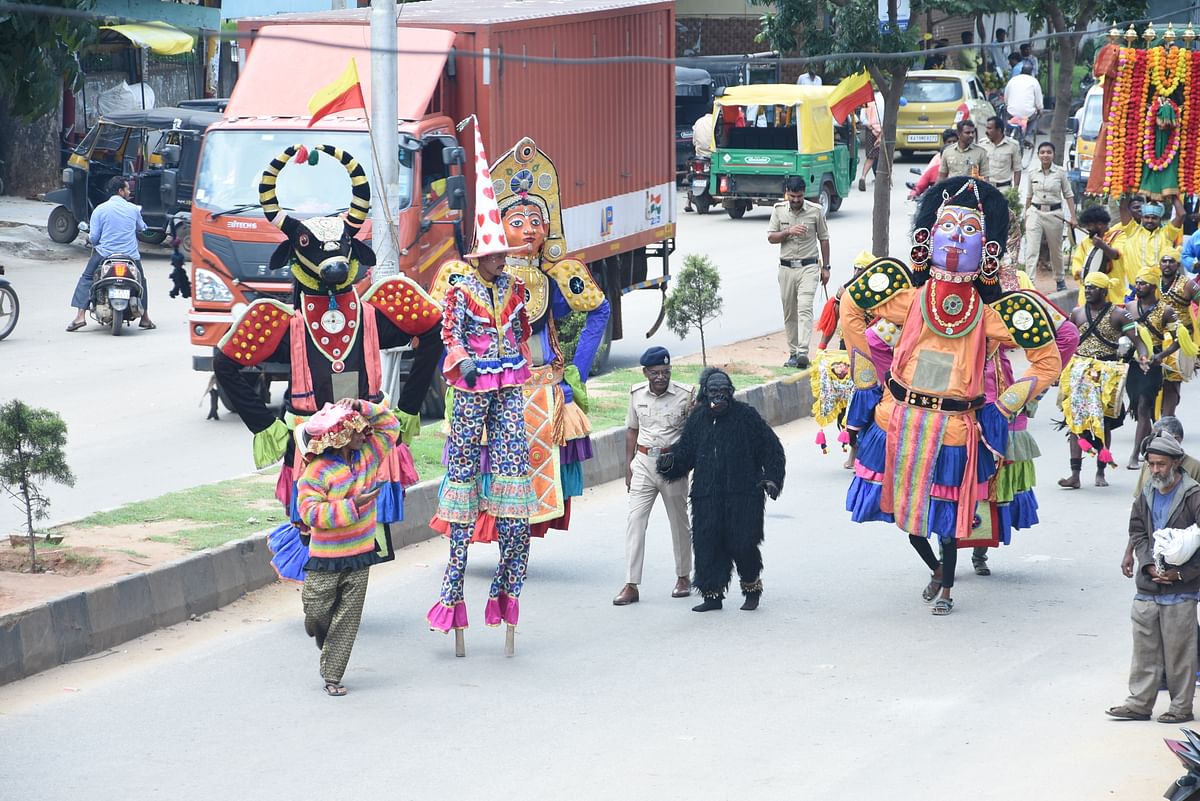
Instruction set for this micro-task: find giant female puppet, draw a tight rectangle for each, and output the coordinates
[431,136,610,536]
[838,176,1063,616]
[213,144,443,578]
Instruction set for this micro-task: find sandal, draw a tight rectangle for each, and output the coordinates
[931,597,954,616]
[921,576,942,602]
[65,321,85,332]
[1158,711,1194,724]
[1105,705,1150,721]
[139,321,157,330]
[323,680,347,697]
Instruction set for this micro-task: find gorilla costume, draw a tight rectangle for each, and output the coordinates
[658,368,786,611]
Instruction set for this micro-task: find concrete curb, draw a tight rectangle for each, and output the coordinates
[0,288,1073,685]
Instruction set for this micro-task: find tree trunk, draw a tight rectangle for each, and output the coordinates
[21,479,37,572]
[0,93,62,199]
[699,323,707,367]
[1049,32,1080,168]
[870,67,907,256]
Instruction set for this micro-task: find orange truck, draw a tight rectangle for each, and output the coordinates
[188,0,675,411]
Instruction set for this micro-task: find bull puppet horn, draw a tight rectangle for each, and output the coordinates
[258,144,372,235]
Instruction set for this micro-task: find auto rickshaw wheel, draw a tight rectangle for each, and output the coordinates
[48,205,78,244]
[137,229,168,246]
[818,183,834,216]
[175,222,192,259]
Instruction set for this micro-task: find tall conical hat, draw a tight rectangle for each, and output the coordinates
[460,116,520,259]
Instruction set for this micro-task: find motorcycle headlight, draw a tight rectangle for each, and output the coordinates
[194,268,234,303]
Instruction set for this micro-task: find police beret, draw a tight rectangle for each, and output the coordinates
[640,346,671,367]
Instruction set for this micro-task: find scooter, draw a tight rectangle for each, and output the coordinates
[0,264,18,340]
[1164,728,1200,800]
[687,156,713,215]
[89,253,145,336]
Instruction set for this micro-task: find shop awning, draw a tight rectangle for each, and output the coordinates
[100,21,195,56]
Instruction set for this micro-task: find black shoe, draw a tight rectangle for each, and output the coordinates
[795,355,810,369]
[784,356,800,368]
[1056,280,1068,291]
[972,558,991,576]
[692,596,724,612]
[740,592,761,611]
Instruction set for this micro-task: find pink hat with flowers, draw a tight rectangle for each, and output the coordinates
[298,402,370,459]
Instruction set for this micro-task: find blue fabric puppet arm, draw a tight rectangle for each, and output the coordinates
[551,283,611,383]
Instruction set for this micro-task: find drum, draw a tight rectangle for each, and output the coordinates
[1059,355,1127,440]
[810,349,854,426]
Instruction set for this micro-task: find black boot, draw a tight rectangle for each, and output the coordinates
[692,593,724,612]
[740,578,763,610]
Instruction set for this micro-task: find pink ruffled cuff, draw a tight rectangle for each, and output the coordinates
[427,600,469,632]
[484,593,519,626]
[446,365,533,392]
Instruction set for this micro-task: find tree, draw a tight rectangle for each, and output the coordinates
[0,400,75,572]
[0,0,94,121]
[665,254,724,366]
[752,0,921,256]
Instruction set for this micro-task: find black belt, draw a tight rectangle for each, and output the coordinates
[1035,202,1062,212]
[780,258,819,268]
[887,377,985,413]
[994,180,1012,188]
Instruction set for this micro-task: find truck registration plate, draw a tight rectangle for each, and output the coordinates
[907,134,939,143]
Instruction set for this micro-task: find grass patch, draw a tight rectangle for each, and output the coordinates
[60,550,104,571]
[115,548,149,559]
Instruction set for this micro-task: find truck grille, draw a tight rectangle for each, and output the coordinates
[201,233,292,283]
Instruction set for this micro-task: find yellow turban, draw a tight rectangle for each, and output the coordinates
[1162,247,1182,263]
[1084,271,1111,289]
[1136,264,1163,285]
[852,250,875,269]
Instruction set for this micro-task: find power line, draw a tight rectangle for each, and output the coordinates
[3,1,1200,69]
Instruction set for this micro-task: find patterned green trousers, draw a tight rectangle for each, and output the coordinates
[302,566,370,683]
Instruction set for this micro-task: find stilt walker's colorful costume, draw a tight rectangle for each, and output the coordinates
[427,125,537,634]
[838,177,1063,604]
[213,145,443,581]
[432,136,610,536]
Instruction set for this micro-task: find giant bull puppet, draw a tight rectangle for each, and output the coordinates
[213,144,443,578]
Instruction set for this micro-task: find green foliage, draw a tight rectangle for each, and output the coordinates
[555,311,586,365]
[0,0,96,120]
[0,400,75,570]
[665,254,723,366]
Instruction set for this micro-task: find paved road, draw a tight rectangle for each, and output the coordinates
[0,408,1188,799]
[0,174,917,535]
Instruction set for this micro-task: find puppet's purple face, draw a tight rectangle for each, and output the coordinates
[931,206,984,274]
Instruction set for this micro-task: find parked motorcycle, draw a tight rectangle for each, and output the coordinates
[89,254,145,336]
[0,264,18,341]
[687,156,712,215]
[1164,728,1200,800]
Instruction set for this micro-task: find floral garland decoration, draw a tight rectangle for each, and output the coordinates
[1150,45,1188,97]
[1144,96,1181,172]
[1184,51,1200,194]
[1125,48,1151,193]
[1103,47,1132,196]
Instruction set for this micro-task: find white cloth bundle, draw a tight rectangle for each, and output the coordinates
[1153,525,1200,567]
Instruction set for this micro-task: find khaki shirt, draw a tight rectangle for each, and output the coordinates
[626,380,694,449]
[941,142,991,181]
[980,136,1021,186]
[1026,164,1072,207]
[767,199,830,262]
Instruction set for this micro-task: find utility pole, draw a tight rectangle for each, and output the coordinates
[370,0,399,279]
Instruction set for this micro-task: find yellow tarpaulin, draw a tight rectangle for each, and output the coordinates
[715,84,834,153]
[100,22,195,56]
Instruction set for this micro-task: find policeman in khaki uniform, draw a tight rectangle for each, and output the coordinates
[767,176,830,370]
[613,347,694,606]
[980,115,1021,191]
[937,119,991,181]
[1024,140,1077,291]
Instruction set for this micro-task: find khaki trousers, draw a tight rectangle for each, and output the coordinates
[1125,598,1198,716]
[778,263,821,358]
[625,453,691,584]
[1025,208,1065,280]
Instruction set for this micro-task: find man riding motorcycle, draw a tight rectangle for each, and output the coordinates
[66,175,155,332]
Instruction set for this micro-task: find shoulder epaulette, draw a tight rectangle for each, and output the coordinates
[363,275,442,335]
[844,257,914,310]
[991,290,1056,349]
[218,298,293,366]
[631,380,649,393]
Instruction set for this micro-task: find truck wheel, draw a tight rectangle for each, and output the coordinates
[695,194,711,215]
[48,205,78,244]
[818,183,835,216]
[175,221,192,259]
[726,203,746,220]
[421,375,447,419]
[137,229,168,246]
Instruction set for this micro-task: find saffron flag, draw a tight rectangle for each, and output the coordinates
[307,59,366,127]
[828,70,875,124]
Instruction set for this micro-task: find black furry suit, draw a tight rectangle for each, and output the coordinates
[661,399,786,597]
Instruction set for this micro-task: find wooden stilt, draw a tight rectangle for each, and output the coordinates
[504,624,515,657]
[454,628,465,658]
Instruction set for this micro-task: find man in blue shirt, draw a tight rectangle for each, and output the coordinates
[1108,432,1200,724]
[1180,227,1200,274]
[66,176,155,331]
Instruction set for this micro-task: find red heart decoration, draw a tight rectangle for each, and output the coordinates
[482,233,492,244]
[483,186,495,199]
[476,213,485,226]
[488,209,500,224]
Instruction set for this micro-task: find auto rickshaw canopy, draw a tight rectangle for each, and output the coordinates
[99,22,195,56]
[714,84,835,154]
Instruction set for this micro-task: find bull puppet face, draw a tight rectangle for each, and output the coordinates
[268,215,375,293]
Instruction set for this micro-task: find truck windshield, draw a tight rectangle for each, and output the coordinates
[1080,92,1103,140]
[194,130,412,216]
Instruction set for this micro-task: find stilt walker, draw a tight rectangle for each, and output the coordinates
[427,120,537,657]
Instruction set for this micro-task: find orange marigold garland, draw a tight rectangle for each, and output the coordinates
[1103,47,1132,196]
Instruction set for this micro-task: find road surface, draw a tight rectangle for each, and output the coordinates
[0,408,1186,799]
